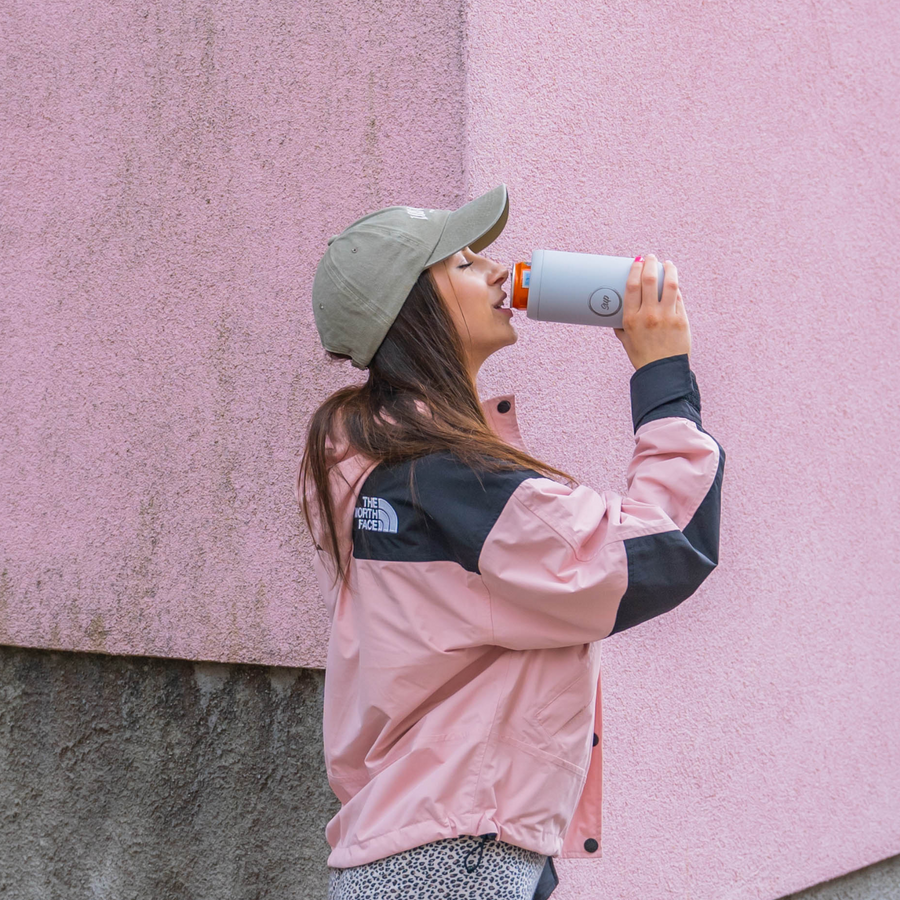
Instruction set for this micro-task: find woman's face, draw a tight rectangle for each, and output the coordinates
[428,247,516,379]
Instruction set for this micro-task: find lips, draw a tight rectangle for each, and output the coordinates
[493,292,508,309]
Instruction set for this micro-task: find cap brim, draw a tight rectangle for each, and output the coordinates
[424,184,510,266]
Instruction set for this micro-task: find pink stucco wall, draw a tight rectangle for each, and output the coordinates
[0,0,465,661]
[2,1,899,898]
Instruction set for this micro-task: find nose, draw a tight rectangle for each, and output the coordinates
[493,261,510,285]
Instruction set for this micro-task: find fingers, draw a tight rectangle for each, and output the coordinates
[623,256,645,317]
[641,254,660,306]
[623,254,684,324]
[660,260,679,309]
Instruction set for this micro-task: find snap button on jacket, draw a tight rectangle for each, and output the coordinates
[298,354,725,869]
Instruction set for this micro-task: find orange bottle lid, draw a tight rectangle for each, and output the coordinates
[511,262,530,309]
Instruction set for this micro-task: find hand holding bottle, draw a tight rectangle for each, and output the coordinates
[613,254,692,371]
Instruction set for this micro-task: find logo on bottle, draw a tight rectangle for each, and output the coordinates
[354,496,399,533]
[588,288,622,317]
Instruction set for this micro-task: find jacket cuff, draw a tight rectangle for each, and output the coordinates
[630,354,702,433]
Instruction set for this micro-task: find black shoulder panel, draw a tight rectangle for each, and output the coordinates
[608,438,725,635]
[352,451,542,573]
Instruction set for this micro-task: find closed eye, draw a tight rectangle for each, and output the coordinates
[457,262,473,269]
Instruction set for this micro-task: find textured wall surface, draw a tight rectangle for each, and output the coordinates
[462,0,900,898]
[0,0,465,664]
[0,644,339,899]
[0,643,898,900]
[2,1,899,899]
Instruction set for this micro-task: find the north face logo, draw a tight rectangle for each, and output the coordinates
[354,496,399,533]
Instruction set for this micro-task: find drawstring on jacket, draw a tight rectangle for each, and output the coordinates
[463,833,497,873]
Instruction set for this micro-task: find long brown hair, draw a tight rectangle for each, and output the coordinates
[297,266,578,592]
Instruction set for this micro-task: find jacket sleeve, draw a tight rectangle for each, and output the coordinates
[478,354,725,650]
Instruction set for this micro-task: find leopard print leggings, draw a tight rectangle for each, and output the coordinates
[327,833,559,900]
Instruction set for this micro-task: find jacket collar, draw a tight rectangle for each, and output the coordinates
[480,394,529,455]
[326,394,528,468]
[297,393,530,507]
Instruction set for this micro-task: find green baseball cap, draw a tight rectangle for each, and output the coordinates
[312,183,510,369]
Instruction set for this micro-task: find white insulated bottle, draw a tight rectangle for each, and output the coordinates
[511,249,665,329]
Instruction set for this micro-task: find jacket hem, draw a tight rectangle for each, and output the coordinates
[326,815,566,869]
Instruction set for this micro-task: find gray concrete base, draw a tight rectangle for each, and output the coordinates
[783,854,900,900]
[0,643,897,899]
[0,644,339,899]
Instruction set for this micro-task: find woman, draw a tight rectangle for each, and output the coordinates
[297,184,725,899]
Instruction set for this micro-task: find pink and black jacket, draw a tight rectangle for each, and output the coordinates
[299,353,725,895]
